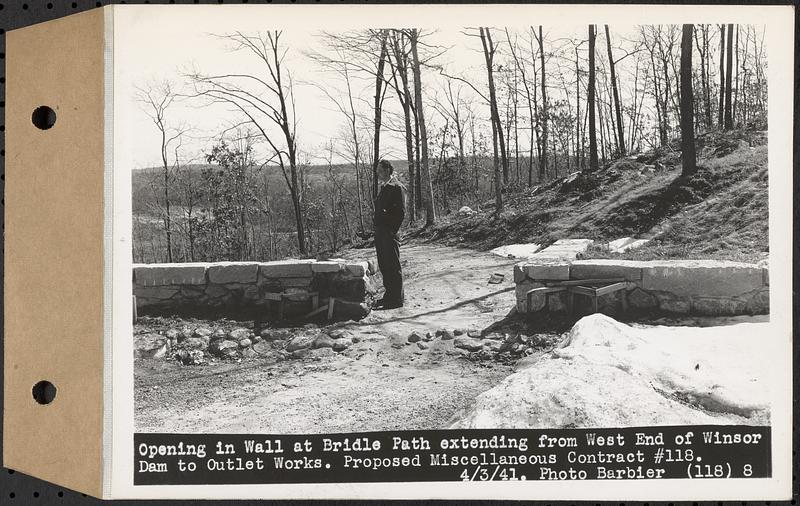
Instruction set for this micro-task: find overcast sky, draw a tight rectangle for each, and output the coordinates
[113,4,770,169]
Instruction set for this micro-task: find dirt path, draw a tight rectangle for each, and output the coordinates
[135,244,523,433]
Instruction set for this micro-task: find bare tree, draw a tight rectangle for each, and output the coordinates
[587,25,599,171]
[723,23,734,130]
[718,24,726,128]
[410,29,436,226]
[604,25,626,156]
[479,27,506,211]
[534,26,549,181]
[136,81,188,263]
[680,24,697,176]
[188,31,307,254]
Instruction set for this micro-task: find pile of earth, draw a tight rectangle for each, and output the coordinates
[450,313,771,429]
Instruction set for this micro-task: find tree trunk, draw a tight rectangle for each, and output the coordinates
[575,47,582,171]
[537,26,548,182]
[718,24,726,128]
[733,25,739,127]
[480,27,505,212]
[410,30,435,226]
[371,30,388,199]
[391,32,417,223]
[604,25,626,156]
[587,25,599,171]
[680,24,697,176]
[723,24,734,130]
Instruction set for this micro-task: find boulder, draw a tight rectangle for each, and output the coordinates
[454,336,483,352]
[134,334,169,359]
[286,334,316,352]
[312,334,335,349]
[436,328,454,340]
[453,329,464,336]
[290,349,309,359]
[328,329,353,340]
[183,350,205,365]
[228,328,251,341]
[260,328,292,341]
[332,339,353,352]
[209,340,239,358]
[407,331,424,343]
[193,327,212,338]
[182,337,208,350]
[417,341,429,350]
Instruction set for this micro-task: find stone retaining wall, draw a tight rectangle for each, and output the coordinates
[514,259,769,317]
[134,259,375,321]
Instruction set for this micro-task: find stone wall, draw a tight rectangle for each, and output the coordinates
[514,259,769,317]
[133,259,375,321]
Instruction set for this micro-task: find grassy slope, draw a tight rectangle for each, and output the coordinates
[412,129,768,263]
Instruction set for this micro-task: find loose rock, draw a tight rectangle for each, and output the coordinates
[239,338,252,348]
[261,328,292,341]
[134,333,169,359]
[417,341,429,350]
[332,338,353,352]
[193,327,212,338]
[454,336,483,352]
[228,328,251,341]
[182,337,208,350]
[286,334,316,352]
[328,329,353,340]
[312,334,335,349]
[183,350,204,365]
[209,340,239,358]
[407,331,423,343]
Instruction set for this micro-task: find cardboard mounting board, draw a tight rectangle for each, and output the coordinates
[4,8,107,497]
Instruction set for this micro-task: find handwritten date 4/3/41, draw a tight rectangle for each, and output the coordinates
[461,466,522,481]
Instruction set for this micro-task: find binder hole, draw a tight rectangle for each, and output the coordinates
[32,380,56,405]
[31,106,57,130]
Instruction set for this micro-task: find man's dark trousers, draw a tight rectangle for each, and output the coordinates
[375,226,403,305]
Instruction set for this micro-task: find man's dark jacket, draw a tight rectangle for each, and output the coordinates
[373,179,405,232]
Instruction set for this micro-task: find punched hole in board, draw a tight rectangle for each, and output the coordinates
[31,106,57,130]
[32,380,56,405]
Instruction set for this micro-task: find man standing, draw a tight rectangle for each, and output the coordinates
[373,160,405,309]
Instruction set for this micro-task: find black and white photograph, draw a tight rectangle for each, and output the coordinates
[113,3,792,499]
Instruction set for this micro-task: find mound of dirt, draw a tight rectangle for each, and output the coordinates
[414,129,768,263]
[449,314,770,429]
